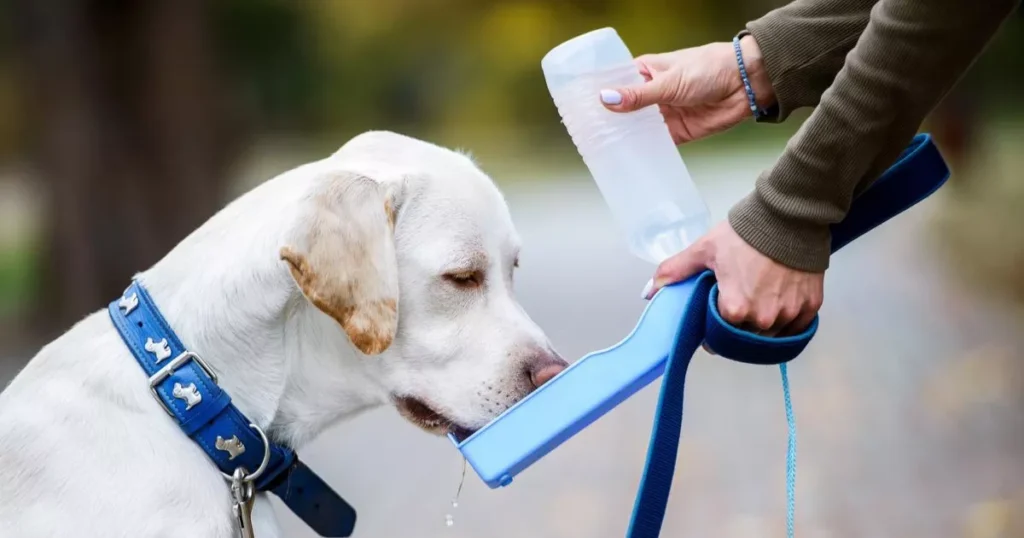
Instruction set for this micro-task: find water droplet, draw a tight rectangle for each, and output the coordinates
[442,457,466,529]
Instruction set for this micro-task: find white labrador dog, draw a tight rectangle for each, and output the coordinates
[0,131,567,537]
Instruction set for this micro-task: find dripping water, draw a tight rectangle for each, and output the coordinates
[445,458,468,528]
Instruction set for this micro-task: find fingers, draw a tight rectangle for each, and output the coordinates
[640,278,655,300]
[767,303,802,335]
[600,74,673,113]
[642,240,710,300]
[716,290,755,330]
[634,56,655,81]
[779,296,823,336]
[717,294,782,336]
[704,297,810,357]
[716,290,823,337]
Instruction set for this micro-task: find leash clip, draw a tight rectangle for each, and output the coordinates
[231,466,257,538]
[226,425,270,537]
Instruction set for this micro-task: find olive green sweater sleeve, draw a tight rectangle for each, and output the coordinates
[729,0,1020,272]
[746,0,878,123]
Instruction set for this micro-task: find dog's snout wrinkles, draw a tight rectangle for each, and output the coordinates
[527,351,568,388]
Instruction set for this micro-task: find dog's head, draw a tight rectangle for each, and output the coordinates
[280,131,566,439]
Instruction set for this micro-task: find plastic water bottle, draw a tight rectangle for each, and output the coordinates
[541,27,711,265]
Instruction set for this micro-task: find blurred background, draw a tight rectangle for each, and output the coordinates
[0,0,1022,536]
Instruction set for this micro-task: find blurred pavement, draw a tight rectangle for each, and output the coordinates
[3,150,1023,537]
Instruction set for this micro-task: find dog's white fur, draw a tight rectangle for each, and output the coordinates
[0,131,565,537]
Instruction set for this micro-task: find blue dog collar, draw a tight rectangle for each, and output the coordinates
[108,280,357,537]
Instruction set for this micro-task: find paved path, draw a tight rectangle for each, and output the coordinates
[4,151,1023,537]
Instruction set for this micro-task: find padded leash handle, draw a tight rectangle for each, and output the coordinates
[626,133,950,538]
[704,133,950,365]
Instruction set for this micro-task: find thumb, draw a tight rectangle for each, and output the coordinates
[600,75,674,112]
[643,240,709,300]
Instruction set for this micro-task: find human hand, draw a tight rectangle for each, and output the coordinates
[641,221,824,337]
[599,35,775,144]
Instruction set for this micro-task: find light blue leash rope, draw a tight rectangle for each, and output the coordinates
[780,363,796,538]
[738,30,797,532]
[737,29,798,533]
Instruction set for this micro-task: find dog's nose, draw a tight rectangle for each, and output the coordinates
[527,350,569,388]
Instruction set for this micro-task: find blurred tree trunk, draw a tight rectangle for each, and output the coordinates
[11,0,243,338]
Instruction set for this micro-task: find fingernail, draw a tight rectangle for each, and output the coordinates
[640,278,654,300]
[600,89,622,105]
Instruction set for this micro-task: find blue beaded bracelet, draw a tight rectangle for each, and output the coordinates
[733,35,767,120]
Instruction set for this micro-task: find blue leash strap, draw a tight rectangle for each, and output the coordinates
[626,133,950,537]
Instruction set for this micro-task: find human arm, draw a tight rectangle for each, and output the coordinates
[745,0,879,123]
[728,0,1021,272]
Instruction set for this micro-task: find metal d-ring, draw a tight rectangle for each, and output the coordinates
[220,423,272,484]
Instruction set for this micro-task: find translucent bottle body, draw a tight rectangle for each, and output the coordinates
[542,27,711,264]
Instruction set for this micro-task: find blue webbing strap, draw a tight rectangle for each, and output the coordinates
[626,133,950,537]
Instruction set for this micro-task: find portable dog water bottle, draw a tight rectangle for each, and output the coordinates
[541,27,711,264]
[448,25,950,538]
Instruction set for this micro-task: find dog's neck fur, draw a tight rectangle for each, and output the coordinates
[133,160,389,449]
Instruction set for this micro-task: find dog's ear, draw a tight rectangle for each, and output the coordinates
[281,171,402,356]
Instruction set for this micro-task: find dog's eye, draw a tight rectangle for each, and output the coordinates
[443,270,483,288]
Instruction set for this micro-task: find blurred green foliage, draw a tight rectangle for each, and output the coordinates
[0,244,34,318]
[1,0,1021,161]
[0,0,1020,326]
[214,0,1023,154]
[0,0,820,161]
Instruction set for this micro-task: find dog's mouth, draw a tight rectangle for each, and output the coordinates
[394,396,477,442]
